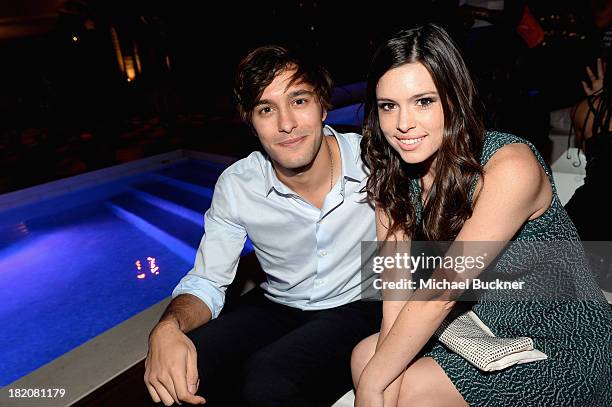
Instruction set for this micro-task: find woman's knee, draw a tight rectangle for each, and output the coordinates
[397,357,467,407]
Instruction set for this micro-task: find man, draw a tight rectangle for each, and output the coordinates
[144,45,380,406]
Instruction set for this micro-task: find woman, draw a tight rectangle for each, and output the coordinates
[352,24,612,407]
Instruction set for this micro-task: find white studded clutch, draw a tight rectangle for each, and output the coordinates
[434,310,548,372]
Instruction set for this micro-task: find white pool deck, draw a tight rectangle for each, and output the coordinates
[1,122,610,406]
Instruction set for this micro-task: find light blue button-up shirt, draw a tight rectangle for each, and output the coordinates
[172,126,377,318]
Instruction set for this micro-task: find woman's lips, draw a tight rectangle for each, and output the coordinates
[396,135,426,151]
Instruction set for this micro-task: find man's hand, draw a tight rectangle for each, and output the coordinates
[582,58,606,96]
[144,320,206,406]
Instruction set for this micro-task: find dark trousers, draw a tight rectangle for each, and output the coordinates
[182,288,381,407]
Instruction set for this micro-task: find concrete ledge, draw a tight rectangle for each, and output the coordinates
[0,150,237,213]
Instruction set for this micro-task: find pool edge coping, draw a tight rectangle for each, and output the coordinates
[0,149,238,213]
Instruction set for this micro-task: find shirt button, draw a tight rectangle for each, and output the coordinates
[315,279,325,286]
[319,250,328,257]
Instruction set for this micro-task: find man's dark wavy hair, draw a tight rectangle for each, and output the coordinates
[234,45,333,123]
[361,24,486,241]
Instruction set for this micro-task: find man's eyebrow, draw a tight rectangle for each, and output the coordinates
[254,89,315,108]
[287,89,314,98]
[254,99,272,108]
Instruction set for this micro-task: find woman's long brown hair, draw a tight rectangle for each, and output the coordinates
[361,24,485,241]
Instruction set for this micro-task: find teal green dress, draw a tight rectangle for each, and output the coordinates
[414,131,612,406]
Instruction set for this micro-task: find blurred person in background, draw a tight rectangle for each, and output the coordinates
[567,55,612,241]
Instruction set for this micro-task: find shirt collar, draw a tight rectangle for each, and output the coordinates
[263,125,362,197]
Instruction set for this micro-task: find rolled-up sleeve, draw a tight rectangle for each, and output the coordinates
[172,174,247,319]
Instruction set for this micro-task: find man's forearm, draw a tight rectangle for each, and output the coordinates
[158,293,213,333]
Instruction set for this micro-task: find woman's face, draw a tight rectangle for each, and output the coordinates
[376,62,444,165]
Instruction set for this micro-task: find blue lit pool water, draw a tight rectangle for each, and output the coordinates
[0,159,252,386]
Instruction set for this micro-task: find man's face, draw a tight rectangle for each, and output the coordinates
[250,68,328,172]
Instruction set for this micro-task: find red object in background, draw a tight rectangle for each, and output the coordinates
[516,6,545,48]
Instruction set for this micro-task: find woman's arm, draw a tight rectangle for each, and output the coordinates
[370,208,410,405]
[374,207,411,342]
[357,143,552,400]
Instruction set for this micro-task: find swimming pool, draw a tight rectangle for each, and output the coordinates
[0,151,253,390]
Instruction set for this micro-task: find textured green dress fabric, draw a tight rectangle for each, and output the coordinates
[414,132,612,406]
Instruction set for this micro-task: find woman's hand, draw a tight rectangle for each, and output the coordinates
[582,58,606,96]
[355,384,384,407]
[355,367,386,407]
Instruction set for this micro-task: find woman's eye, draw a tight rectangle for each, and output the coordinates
[293,98,308,106]
[416,97,434,108]
[259,106,272,115]
[378,103,395,111]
